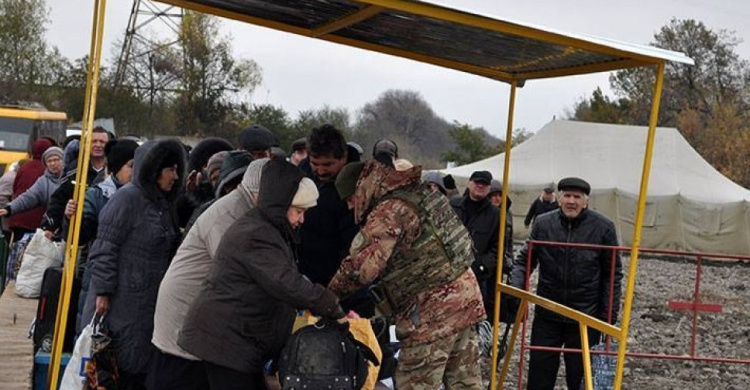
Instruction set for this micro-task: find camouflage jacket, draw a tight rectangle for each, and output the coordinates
[328,161,485,346]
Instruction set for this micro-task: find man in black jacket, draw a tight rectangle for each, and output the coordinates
[507,177,623,390]
[451,170,504,315]
[524,187,559,228]
[296,125,368,314]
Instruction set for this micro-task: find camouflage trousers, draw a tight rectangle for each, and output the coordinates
[394,325,482,390]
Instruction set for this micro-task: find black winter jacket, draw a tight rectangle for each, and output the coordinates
[451,195,511,278]
[510,208,623,323]
[296,146,360,286]
[178,158,345,374]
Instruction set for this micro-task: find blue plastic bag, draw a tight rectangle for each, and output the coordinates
[581,340,617,390]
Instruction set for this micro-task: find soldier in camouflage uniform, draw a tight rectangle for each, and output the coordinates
[329,160,486,390]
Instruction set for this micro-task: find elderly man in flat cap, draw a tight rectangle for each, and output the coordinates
[505,177,623,390]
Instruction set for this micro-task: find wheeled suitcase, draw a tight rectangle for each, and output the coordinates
[33,266,81,353]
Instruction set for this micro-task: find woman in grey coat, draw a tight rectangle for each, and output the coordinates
[0,147,64,222]
[83,138,186,390]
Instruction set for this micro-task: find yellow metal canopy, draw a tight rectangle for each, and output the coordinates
[156,0,693,83]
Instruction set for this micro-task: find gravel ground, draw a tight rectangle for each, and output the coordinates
[480,255,750,390]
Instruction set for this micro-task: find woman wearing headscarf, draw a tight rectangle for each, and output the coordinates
[178,158,345,390]
[83,138,186,390]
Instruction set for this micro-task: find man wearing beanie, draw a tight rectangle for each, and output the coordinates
[451,170,503,316]
[151,157,269,389]
[239,124,277,159]
[329,160,485,389]
[506,177,622,390]
[41,127,110,238]
[179,158,344,389]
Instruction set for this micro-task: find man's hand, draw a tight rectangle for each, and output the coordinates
[64,199,77,219]
[500,294,520,324]
[524,224,529,229]
[0,209,8,217]
[95,295,110,315]
[43,230,55,240]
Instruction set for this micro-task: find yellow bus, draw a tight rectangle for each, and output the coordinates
[0,106,68,175]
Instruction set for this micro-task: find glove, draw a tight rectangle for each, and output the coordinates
[499,295,520,324]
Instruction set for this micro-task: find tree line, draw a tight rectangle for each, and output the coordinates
[568,19,750,188]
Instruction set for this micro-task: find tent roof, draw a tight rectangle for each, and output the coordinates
[443,120,750,203]
[156,0,693,83]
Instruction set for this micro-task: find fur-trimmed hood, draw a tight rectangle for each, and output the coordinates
[133,139,187,202]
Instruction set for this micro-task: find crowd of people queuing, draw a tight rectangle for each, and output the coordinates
[0,122,622,390]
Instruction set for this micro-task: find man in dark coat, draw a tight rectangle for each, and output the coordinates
[178,158,345,390]
[296,124,368,314]
[507,177,623,390]
[451,170,504,315]
[524,187,559,228]
[84,138,186,390]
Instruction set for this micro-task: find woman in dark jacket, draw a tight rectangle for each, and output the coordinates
[84,138,186,390]
[179,157,345,390]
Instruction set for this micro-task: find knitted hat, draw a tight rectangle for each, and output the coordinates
[188,137,234,173]
[105,139,139,175]
[335,162,365,201]
[63,139,80,170]
[206,151,230,179]
[242,157,269,194]
[215,150,254,197]
[42,146,64,164]
[240,125,278,152]
[490,179,503,194]
[291,177,319,209]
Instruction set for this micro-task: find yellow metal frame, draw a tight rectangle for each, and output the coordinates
[0,107,67,121]
[489,63,666,390]
[47,0,108,389]
[54,1,673,389]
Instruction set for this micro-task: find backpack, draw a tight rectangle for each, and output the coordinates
[278,319,379,390]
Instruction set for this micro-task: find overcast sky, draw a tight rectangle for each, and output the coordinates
[47,0,750,139]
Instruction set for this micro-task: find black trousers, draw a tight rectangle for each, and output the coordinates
[147,349,210,390]
[527,316,600,390]
[204,361,265,390]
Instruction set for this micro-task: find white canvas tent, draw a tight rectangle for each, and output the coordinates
[442,120,750,256]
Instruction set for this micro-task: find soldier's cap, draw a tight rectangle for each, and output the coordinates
[543,187,555,193]
[335,161,365,201]
[469,170,492,185]
[557,177,591,195]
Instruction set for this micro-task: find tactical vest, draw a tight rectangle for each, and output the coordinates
[376,186,474,313]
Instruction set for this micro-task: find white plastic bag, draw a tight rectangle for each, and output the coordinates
[60,318,94,390]
[15,229,63,298]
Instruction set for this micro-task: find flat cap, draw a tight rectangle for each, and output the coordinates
[557,177,591,195]
[335,162,365,201]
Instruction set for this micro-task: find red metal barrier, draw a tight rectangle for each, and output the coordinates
[510,240,750,389]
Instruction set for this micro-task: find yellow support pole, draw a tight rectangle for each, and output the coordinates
[47,0,108,388]
[489,80,517,390]
[497,299,527,388]
[612,62,665,390]
[579,323,593,390]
